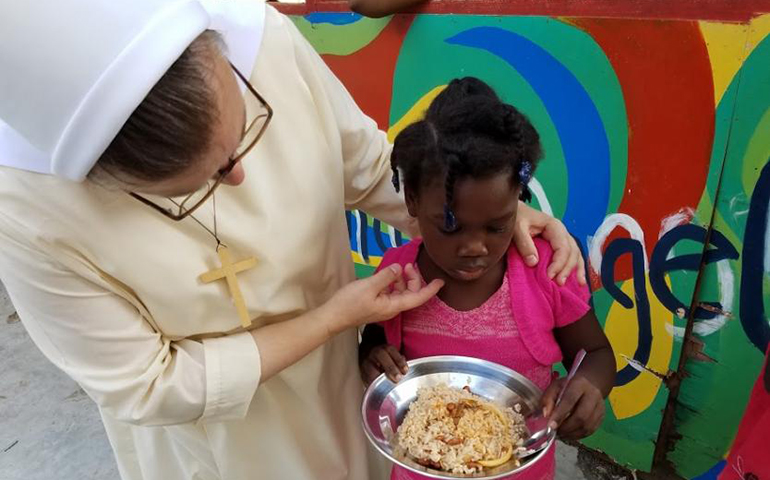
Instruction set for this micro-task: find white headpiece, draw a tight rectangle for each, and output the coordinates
[0,0,266,181]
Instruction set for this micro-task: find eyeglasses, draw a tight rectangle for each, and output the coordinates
[130,63,273,221]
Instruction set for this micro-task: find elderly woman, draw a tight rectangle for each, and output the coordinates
[0,1,584,479]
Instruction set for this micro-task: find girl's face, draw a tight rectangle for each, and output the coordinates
[406,172,519,282]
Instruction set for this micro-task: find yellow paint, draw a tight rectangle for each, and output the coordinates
[700,15,770,106]
[747,14,770,54]
[605,276,675,420]
[351,251,382,267]
[387,85,446,142]
[699,21,749,105]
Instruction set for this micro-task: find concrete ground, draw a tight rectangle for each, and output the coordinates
[0,282,628,480]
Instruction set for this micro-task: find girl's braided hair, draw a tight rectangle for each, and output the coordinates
[391,77,542,230]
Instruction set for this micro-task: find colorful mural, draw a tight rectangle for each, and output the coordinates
[289,8,770,478]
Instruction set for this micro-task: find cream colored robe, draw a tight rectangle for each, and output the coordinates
[0,6,401,480]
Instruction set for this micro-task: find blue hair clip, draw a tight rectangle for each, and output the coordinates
[518,161,533,186]
[391,168,400,193]
[518,161,534,203]
[444,204,457,231]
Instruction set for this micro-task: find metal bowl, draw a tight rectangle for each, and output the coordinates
[362,355,556,479]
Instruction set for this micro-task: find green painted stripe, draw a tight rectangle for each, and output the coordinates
[291,15,391,56]
[354,262,376,278]
[714,32,770,237]
[742,107,770,194]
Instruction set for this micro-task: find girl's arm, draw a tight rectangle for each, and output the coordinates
[556,311,615,396]
[543,311,616,439]
[348,0,428,17]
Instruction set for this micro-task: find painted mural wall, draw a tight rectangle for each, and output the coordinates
[288,8,770,479]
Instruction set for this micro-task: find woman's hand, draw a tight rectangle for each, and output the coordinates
[514,202,586,286]
[348,0,428,17]
[253,263,440,384]
[361,344,408,385]
[541,375,605,440]
[323,263,443,336]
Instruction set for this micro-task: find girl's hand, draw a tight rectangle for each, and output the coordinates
[513,202,586,286]
[541,375,605,440]
[361,344,408,385]
[323,263,443,336]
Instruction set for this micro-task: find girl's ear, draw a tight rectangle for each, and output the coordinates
[405,187,419,218]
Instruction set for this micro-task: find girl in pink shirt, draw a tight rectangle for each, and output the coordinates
[359,78,616,480]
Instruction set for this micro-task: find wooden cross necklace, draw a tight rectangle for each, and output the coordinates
[175,194,257,328]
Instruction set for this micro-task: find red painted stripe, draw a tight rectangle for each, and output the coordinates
[320,16,414,131]
[272,3,309,15]
[573,19,715,281]
[275,0,769,22]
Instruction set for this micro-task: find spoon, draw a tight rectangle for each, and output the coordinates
[520,349,587,457]
[554,348,587,408]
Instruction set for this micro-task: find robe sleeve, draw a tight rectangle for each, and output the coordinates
[0,223,261,427]
[283,12,418,236]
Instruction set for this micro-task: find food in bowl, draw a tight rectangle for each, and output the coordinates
[396,384,526,474]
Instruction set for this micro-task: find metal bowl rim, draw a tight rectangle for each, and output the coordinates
[361,355,556,479]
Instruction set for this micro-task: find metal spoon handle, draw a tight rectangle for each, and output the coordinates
[554,349,587,407]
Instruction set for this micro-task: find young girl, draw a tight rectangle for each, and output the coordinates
[359,77,616,480]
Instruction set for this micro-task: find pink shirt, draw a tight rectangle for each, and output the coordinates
[377,238,591,480]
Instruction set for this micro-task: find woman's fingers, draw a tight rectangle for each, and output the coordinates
[511,201,587,285]
[331,263,442,329]
[575,243,587,285]
[391,264,407,293]
[404,263,422,292]
[385,278,444,314]
[558,245,580,286]
[512,218,539,267]
[543,225,571,281]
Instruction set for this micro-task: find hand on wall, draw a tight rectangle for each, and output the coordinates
[348,0,428,18]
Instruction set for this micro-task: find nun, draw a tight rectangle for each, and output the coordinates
[0,1,584,478]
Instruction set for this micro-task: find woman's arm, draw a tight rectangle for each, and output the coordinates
[348,0,428,17]
[0,224,440,427]
[254,264,439,382]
